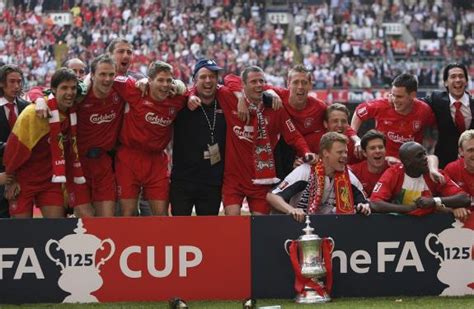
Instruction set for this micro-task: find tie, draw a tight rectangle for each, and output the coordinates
[454,101,466,133]
[6,102,17,129]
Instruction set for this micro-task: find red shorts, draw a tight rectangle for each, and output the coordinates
[67,154,116,207]
[115,147,169,200]
[9,182,63,215]
[222,178,271,214]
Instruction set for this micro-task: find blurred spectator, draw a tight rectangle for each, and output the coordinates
[0,0,472,92]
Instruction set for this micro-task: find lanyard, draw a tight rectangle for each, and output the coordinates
[200,100,217,144]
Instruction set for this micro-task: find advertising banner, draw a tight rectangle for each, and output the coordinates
[251,213,474,299]
[0,216,251,304]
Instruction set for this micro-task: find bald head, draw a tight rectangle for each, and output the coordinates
[64,58,86,80]
[399,142,428,177]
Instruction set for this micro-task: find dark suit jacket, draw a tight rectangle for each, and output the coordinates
[423,91,474,168]
[0,96,29,217]
[0,97,29,168]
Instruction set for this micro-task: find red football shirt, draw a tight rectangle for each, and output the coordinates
[76,84,125,156]
[371,164,462,203]
[350,160,388,196]
[270,86,327,153]
[444,158,474,197]
[219,76,310,188]
[113,77,186,153]
[355,98,436,157]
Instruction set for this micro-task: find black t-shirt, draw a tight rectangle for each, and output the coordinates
[171,100,226,186]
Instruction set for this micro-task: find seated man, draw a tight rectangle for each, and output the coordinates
[267,131,371,222]
[444,129,474,213]
[370,141,470,220]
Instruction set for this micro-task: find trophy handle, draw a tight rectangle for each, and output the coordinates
[425,233,443,263]
[96,238,115,271]
[325,237,335,254]
[284,239,293,256]
[45,239,65,271]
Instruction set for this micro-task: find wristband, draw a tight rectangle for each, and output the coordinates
[433,197,445,208]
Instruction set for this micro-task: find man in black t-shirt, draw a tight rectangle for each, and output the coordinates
[170,59,226,216]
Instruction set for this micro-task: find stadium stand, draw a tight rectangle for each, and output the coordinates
[0,0,472,93]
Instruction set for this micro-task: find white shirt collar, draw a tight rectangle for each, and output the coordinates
[0,97,13,107]
[449,92,470,107]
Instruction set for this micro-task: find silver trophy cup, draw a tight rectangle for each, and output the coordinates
[285,215,334,304]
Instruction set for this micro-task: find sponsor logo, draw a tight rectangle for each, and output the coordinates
[357,107,368,117]
[114,76,128,83]
[145,112,173,126]
[387,132,414,144]
[278,181,289,190]
[233,126,253,142]
[286,119,296,132]
[90,112,116,124]
[373,182,382,193]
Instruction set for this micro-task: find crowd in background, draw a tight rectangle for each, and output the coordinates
[0,0,472,91]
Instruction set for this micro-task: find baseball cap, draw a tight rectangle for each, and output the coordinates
[192,59,222,78]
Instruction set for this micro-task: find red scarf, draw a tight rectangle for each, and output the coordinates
[47,96,85,184]
[289,238,334,297]
[307,160,354,214]
[248,101,279,185]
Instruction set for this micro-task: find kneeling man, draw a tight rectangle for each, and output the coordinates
[371,141,470,220]
[267,131,371,222]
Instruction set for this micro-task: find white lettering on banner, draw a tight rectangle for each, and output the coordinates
[350,250,371,274]
[120,246,141,278]
[233,126,253,142]
[145,112,173,126]
[179,246,203,277]
[377,242,399,272]
[395,242,424,272]
[333,241,424,274]
[120,246,203,278]
[0,248,44,280]
[148,246,173,278]
[90,112,116,124]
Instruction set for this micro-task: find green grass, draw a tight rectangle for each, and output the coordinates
[2,296,473,309]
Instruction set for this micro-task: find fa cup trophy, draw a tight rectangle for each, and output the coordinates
[425,219,474,296]
[284,215,334,303]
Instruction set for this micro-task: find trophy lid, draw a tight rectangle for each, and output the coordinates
[58,219,102,253]
[299,215,320,241]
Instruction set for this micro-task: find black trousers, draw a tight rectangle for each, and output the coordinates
[170,180,221,216]
[0,186,10,218]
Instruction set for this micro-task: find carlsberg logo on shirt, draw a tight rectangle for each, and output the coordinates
[90,112,116,124]
[145,112,173,126]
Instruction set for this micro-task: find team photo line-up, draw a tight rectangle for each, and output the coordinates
[0,37,472,221]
